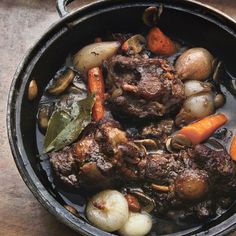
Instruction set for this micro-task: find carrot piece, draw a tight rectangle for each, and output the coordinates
[121,41,129,52]
[177,113,228,145]
[87,67,105,121]
[230,135,236,161]
[125,194,141,212]
[147,27,176,56]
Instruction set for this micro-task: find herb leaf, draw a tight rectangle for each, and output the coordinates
[43,94,95,153]
[43,111,71,151]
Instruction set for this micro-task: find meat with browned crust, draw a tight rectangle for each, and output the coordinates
[49,119,236,220]
[105,55,185,118]
[49,147,79,188]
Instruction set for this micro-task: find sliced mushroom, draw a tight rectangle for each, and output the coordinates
[122,34,146,55]
[28,80,38,101]
[37,104,53,132]
[48,69,75,95]
[129,190,156,213]
[134,139,157,148]
[166,134,192,152]
[151,183,170,192]
[64,205,80,217]
[134,139,158,153]
[111,88,123,98]
[166,137,174,153]
[142,5,163,27]
[171,134,192,150]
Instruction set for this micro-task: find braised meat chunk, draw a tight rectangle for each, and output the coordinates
[141,119,174,139]
[194,144,236,193]
[106,55,185,118]
[144,145,236,219]
[50,119,147,189]
[49,147,79,188]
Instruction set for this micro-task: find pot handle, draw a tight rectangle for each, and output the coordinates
[56,0,74,17]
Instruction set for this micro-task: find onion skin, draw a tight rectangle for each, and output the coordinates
[86,190,129,232]
[73,41,120,73]
[175,48,214,81]
[118,212,152,236]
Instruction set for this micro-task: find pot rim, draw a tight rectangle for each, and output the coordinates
[68,0,236,23]
[6,1,236,236]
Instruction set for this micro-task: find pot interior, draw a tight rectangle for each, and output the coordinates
[10,1,236,235]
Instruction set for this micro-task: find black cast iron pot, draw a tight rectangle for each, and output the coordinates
[7,0,236,235]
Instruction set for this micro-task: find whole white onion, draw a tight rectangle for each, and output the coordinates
[86,190,129,232]
[118,212,152,236]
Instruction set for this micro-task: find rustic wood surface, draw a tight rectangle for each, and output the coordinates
[0,0,236,235]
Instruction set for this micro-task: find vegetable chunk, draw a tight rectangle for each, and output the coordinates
[147,27,176,56]
[88,67,105,121]
[178,113,228,145]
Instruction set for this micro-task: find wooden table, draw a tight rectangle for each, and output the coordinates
[0,0,235,235]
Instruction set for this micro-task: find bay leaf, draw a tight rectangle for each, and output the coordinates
[43,111,71,150]
[43,94,94,153]
[70,100,81,118]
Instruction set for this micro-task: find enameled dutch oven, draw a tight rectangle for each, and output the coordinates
[7,0,236,235]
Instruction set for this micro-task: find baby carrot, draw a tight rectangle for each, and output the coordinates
[121,41,129,52]
[87,67,105,121]
[147,27,177,56]
[230,135,236,161]
[178,113,228,145]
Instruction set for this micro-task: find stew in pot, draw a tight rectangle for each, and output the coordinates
[34,6,236,236]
